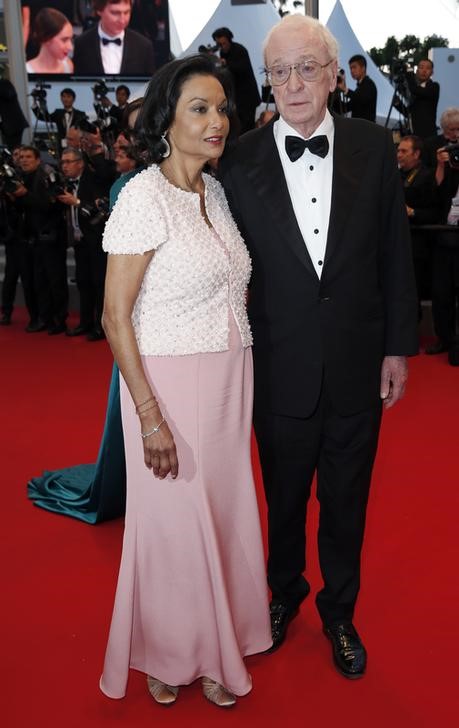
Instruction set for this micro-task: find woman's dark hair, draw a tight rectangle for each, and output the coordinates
[33,8,69,45]
[136,54,238,164]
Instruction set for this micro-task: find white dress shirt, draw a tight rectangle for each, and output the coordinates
[98,26,125,74]
[274,110,335,278]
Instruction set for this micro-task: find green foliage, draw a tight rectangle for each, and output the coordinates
[369,33,449,69]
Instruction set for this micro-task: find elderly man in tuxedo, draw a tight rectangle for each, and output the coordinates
[220,15,418,679]
[73,0,155,77]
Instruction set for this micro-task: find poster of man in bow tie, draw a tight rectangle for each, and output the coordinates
[219,14,418,678]
[73,0,155,77]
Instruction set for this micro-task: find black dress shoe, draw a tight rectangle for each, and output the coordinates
[425,340,448,355]
[25,321,47,333]
[264,602,299,653]
[48,324,67,335]
[86,328,106,341]
[323,622,367,679]
[0,314,11,325]
[66,325,92,337]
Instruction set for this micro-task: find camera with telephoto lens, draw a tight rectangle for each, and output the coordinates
[445,142,459,169]
[30,81,52,101]
[92,80,115,101]
[0,147,23,194]
[44,167,69,197]
[80,196,110,226]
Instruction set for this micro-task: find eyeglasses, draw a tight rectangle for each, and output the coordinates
[265,59,334,86]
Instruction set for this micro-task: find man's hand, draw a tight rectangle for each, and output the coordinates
[11,184,27,198]
[380,355,408,409]
[56,191,79,206]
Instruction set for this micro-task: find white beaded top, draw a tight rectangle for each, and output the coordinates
[102,163,253,355]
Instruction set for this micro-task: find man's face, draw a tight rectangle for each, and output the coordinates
[116,88,129,106]
[66,128,82,148]
[19,150,41,173]
[215,36,231,53]
[442,120,459,142]
[416,60,433,83]
[265,24,337,137]
[60,154,84,179]
[98,1,131,37]
[397,139,420,171]
[349,61,365,82]
[61,92,74,110]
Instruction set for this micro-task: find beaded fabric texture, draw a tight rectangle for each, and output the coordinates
[102,164,253,356]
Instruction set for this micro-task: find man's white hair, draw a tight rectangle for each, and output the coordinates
[440,107,459,131]
[263,14,339,66]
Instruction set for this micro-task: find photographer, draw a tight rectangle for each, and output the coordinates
[425,138,459,357]
[32,88,88,150]
[423,107,459,169]
[336,55,377,122]
[212,27,261,133]
[57,148,111,341]
[9,146,67,333]
[0,146,27,326]
[406,59,440,139]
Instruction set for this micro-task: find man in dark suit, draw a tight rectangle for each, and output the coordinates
[423,107,459,169]
[397,135,439,316]
[212,27,261,133]
[406,59,440,139]
[32,88,88,151]
[336,54,377,122]
[57,148,113,340]
[73,0,155,77]
[220,15,418,679]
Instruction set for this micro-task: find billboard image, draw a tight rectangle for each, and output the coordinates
[21,1,170,78]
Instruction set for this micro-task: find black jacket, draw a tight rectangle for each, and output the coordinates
[73,26,155,77]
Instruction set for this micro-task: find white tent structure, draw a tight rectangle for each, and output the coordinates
[326,0,398,123]
[178,0,279,94]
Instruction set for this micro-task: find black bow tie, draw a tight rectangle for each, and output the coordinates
[102,37,122,46]
[285,134,329,162]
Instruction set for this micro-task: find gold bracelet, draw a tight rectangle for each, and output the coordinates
[135,396,156,414]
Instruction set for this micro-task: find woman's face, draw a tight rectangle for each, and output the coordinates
[167,75,230,164]
[46,21,73,60]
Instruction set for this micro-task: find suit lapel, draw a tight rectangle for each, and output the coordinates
[324,116,368,266]
[243,123,318,278]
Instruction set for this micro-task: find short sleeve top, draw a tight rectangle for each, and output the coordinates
[102,164,252,356]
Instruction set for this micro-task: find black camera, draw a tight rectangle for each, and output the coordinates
[30,81,52,101]
[76,117,100,135]
[0,147,23,194]
[445,142,459,168]
[44,167,69,197]
[80,196,110,226]
[92,81,115,101]
[198,43,219,54]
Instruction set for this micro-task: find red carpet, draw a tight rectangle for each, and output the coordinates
[2,309,457,727]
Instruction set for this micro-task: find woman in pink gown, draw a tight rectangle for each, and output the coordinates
[99,55,271,708]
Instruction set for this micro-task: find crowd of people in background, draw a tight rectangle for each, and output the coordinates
[0,9,458,358]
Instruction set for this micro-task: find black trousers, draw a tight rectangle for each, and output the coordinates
[74,239,107,329]
[2,239,39,322]
[431,240,459,346]
[254,385,382,626]
[34,241,68,327]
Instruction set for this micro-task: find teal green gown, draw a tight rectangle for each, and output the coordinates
[27,170,142,523]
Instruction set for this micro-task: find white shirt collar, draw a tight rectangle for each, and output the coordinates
[98,25,125,43]
[276,109,334,142]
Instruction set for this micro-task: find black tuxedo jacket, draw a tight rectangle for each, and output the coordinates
[220,115,418,418]
[73,27,155,77]
[32,107,88,140]
[346,75,377,122]
[407,74,440,138]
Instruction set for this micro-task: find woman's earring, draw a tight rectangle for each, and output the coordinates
[161,134,171,158]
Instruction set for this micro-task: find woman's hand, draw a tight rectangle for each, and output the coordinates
[140,413,179,480]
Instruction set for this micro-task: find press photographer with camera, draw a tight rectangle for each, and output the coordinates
[7,146,67,334]
[0,146,28,326]
[425,125,459,359]
[336,55,377,122]
[57,147,112,341]
[32,87,88,151]
[423,107,459,169]
[406,59,440,139]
